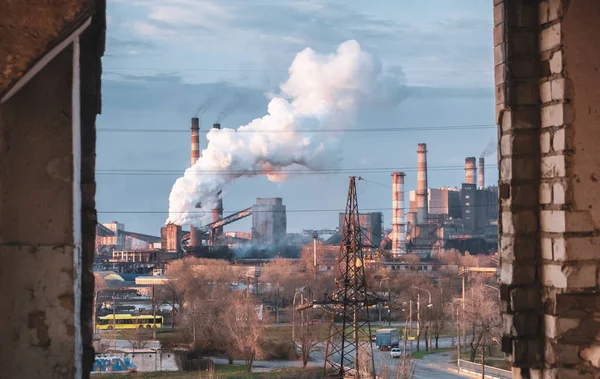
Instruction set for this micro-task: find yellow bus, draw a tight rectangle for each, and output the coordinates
[96,314,163,330]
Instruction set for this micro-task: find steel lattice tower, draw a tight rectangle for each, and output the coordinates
[322,176,380,378]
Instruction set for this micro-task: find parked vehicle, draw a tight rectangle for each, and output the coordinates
[375,328,399,351]
[390,347,401,358]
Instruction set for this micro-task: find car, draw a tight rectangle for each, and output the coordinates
[390,348,401,359]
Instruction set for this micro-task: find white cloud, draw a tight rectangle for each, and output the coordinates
[148,0,232,27]
[130,20,174,39]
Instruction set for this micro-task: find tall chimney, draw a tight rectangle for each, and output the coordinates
[392,172,406,255]
[478,157,485,189]
[416,143,429,224]
[212,123,224,239]
[191,117,200,166]
[465,157,477,185]
[189,117,201,249]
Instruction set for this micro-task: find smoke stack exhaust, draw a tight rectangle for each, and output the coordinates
[191,117,200,165]
[478,157,485,189]
[465,157,477,185]
[212,123,224,241]
[416,143,428,224]
[392,172,406,255]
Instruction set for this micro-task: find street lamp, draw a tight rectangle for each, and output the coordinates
[292,287,306,343]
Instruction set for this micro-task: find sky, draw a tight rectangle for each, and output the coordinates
[97,0,496,236]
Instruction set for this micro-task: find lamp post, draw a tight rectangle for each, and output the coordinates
[292,288,306,343]
[412,286,432,351]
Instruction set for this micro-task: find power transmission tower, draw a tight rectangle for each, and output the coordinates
[321,176,380,378]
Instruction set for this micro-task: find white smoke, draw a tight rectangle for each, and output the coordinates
[167,40,405,226]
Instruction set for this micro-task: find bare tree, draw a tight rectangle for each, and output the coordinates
[120,328,152,350]
[452,283,501,362]
[223,294,265,372]
[294,320,321,368]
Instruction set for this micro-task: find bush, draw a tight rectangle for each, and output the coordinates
[261,340,299,360]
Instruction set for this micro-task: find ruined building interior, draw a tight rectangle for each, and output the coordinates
[1,0,600,377]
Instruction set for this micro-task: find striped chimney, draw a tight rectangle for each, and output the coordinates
[191,117,200,165]
[478,157,485,189]
[416,143,429,224]
[212,123,224,238]
[392,172,406,255]
[465,157,477,185]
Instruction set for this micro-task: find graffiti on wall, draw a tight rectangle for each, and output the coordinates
[92,357,137,372]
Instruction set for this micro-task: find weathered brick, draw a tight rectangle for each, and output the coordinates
[539,1,549,24]
[501,109,512,132]
[496,83,506,105]
[495,63,505,85]
[495,43,505,66]
[580,344,600,368]
[501,236,515,261]
[540,182,552,204]
[514,211,538,233]
[511,286,542,312]
[502,211,514,235]
[566,211,596,233]
[551,78,570,100]
[512,183,537,207]
[513,108,540,129]
[541,210,565,233]
[500,157,512,181]
[494,23,504,47]
[539,23,561,52]
[540,80,552,103]
[566,262,597,288]
[541,131,551,154]
[548,0,563,23]
[561,319,600,345]
[549,50,563,75]
[543,264,567,288]
[552,182,565,204]
[544,315,581,339]
[494,2,504,26]
[541,237,553,260]
[500,134,512,156]
[514,313,541,337]
[541,155,566,178]
[565,236,600,260]
[541,103,566,128]
[556,293,600,318]
[513,157,538,180]
[515,82,539,105]
[552,127,565,151]
[514,235,538,261]
[501,261,513,284]
[553,237,565,261]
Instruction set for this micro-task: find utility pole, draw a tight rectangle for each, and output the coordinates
[481,329,485,379]
[152,285,156,339]
[409,300,413,337]
[112,295,117,350]
[416,293,421,352]
[456,307,461,372]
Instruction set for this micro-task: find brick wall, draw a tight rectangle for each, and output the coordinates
[498,1,600,377]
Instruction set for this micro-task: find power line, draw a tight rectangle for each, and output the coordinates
[95,165,498,176]
[104,67,494,73]
[96,124,496,134]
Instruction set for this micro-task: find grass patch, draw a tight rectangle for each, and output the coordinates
[92,365,323,378]
[410,347,452,359]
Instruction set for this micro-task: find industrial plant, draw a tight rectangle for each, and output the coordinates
[94,117,498,272]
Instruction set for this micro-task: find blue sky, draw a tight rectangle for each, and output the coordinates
[97,0,496,235]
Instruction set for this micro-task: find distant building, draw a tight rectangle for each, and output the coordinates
[252,198,287,245]
[338,212,383,248]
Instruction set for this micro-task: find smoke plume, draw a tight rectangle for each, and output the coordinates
[168,40,405,226]
[480,140,496,158]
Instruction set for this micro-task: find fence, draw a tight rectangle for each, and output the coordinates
[458,359,512,379]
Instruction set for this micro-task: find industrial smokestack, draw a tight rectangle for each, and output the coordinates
[391,172,406,255]
[212,123,224,240]
[416,143,428,224]
[189,117,201,249]
[465,157,477,185]
[191,117,200,166]
[478,157,485,189]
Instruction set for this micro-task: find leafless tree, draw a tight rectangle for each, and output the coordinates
[451,283,501,361]
[294,320,322,368]
[120,328,152,350]
[223,293,265,372]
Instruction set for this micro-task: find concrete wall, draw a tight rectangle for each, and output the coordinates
[497,0,600,377]
[0,47,78,378]
[95,351,180,372]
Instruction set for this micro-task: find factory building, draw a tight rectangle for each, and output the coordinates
[252,198,287,246]
[339,212,384,248]
[409,187,461,219]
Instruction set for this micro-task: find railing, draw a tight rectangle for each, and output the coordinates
[458,359,512,379]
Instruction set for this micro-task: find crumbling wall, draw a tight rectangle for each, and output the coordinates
[498,0,600,377]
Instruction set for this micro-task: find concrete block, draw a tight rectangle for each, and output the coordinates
[544,315,581,340]
[502,211,514,234]
[539,23,562,52]
[541,155,566,178]
[540,182,552,204]
[540,80,552,103]
[515,82,539,105]
[541,210,565,233]
[566,211,596,233]
[541,237,553,260]
[494,44,505,67]
[565,263,597,288]
[541,131,551,154]
[501,236,515,261]
[494,2,504,26]
[495,63,505,85]
[496,83,505,105]
[494,23,504,47]
[512,182,537,207]
[553,182,565,204]
[501,109,512,131]
[549,50,563,74]
[553,127,565,151]
[551,78,570,100]
[500,262,514,285]
[512,157,538,180]
[513,108,540,129]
